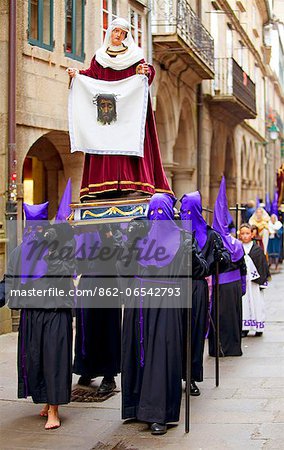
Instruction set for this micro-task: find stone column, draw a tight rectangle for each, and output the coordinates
[172,169,196,203]
[209,180,221,208]
[226,176,237,206]
[46,168,58,219]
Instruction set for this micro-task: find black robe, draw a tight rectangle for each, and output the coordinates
[119,232,208,424]
[7,238,74,405]
[73,228,121,379]
[184,226,230,381]
[249,242,270,285]
[208,254,247,357]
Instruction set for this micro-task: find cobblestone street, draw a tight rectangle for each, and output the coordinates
[0,269,283,450]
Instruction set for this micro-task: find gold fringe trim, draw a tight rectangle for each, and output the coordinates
[81,180,161,192]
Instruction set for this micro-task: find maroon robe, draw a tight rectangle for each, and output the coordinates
[79,58,172,200]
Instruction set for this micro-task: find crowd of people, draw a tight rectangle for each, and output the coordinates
[3,180,281,434]
[243,200,283,271]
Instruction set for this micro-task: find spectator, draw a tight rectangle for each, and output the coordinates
[244,200,256,222]
[267,214,283,272]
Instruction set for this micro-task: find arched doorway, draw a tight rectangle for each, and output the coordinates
[22,131,77,219]
[23,135,63,219]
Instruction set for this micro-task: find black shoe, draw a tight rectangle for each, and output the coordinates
[150,422,167,435]
[97,377,116,395]
[242,330,249,338]
[77,376,92,386]
[255,331,263,337]
[190,380,200,396]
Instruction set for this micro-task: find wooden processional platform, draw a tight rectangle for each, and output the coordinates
[69,196,151,225]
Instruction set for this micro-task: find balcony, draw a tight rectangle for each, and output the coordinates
[210,58,257,121]
[152,0,214,79]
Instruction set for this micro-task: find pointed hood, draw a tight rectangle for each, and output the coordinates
[56,178,72,222]
[265,192,271,215]
[271,190,279,218]
[180,191,208,250]
[212,176,244,262]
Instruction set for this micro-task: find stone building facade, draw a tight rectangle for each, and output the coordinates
[151,0,283,207]
[0,0,283,332]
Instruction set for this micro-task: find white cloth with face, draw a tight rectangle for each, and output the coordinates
[95,17,144,70]
[68,73,148,157]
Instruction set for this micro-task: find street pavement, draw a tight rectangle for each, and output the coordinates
[0,268,284,449]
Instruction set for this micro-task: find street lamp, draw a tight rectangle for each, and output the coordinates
[267,123,280,197]
[268,122,280,141]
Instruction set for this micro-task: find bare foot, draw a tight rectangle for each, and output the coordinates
[45,405,61,430]
[40,404,49,417]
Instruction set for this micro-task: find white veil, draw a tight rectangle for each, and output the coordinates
[95,18,144,71]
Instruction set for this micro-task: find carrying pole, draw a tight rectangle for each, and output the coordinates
[185,244,192,433]
[214,260,220,387]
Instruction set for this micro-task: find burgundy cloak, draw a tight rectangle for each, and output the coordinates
[79,58,172,200]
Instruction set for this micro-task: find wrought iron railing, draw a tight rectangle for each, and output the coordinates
[213,57,256,114]
[152,0,214,72]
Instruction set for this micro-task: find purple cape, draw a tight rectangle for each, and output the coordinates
[138,193,181,268]
[180,191,208,250]
[212,176,244,262]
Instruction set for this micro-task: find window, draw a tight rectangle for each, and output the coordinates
[28,0,53,50]
[65,0,85,61]
[102,0,118,39]
[129,8,143,47]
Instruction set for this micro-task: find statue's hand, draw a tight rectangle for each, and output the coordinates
[136,63,149,75]
[66,68,79,78]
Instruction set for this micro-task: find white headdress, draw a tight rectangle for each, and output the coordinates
[95,18,144,71]
[249,207,270,224]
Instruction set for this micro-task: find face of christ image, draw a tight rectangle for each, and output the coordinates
[96,95,117,125]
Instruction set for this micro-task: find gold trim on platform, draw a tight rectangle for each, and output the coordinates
[82,205,144,219]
